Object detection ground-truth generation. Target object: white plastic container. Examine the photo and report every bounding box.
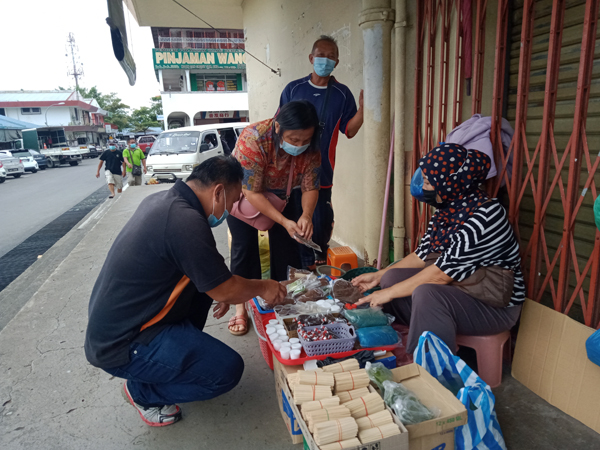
[278,335,289,342]
[269,319,279,325]
[273,340,283,351]
[266,325,276,335]
[290,349,301,360]
[275,324,285,331]
[291,343,302,351]
[280,342,292,351]
[277,329,288,337]
[280,349,291,360]
[289,338,300,345]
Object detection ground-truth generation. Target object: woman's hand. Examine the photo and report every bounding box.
[283,219,303,240]
[296,214,314,240]
[356,288,393,308]
[212,302,230,319]
[352,271,383,293]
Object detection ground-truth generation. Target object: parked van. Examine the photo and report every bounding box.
[146,122,247,182]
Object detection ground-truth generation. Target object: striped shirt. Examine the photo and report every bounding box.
[416,200,525,306]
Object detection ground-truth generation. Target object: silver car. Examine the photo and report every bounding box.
[0,153,25,178]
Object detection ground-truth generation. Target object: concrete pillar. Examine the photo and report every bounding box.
[158,70,164,91]
[185,70,191,92]
[359,0,395,266]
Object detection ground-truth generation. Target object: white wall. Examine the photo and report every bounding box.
[161,91,249,125]
[5,106,73,127]
[242,0,366,257]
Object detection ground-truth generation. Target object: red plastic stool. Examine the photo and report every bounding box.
[456,331,511,388]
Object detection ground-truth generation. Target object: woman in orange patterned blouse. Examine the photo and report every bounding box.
[227,101,322,335]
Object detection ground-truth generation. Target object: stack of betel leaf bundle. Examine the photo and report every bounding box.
[334,369,371,393]
[306,405,352,433]
[337,387,370,404]
[321,359,360,374]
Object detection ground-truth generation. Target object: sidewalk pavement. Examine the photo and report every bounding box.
[1,184,599,449]
[0,185,297,450]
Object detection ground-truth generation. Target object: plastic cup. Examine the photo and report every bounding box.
[275,324,285,331]
[269,319,279,325]
[291,343,302,351]
[268,333,279,343]
[290,349,301,360]
[330,305,342,313]
[273,340,283,351]
[278,335,289,342]
[289,338,300,345]
[266,325,276,334]
[280,342,291,350]
[280,349,291,360]
[277,329,288,337]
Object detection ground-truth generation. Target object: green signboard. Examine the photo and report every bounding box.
[153,49,246,70]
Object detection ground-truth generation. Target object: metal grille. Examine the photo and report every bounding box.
[410,0,600,328]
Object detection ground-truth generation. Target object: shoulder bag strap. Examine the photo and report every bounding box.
[285,157,296,201]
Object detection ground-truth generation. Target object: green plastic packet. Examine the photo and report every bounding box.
[365,361,394,392]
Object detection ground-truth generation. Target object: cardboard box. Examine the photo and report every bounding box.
[388,364,468,450]
[274,358,409,450]
[274,357,304,444]
[512,299,600,433]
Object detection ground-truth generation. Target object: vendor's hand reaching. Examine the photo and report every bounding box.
[261,279,287,306]
[283,219,304,240]
[356,288,392,308]
[352,271,383,293]
[296,214,314,241]
[212,302,230,319]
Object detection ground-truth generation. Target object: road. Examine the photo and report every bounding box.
[0,158,106,258]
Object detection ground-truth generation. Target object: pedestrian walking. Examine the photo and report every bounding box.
[279,35,364,269]
[96,142,126,198]
[123,138,147,186]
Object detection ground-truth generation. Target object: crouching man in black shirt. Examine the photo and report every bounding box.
[84,156,286,427]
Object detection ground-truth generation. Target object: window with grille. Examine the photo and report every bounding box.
[21,107,41,115]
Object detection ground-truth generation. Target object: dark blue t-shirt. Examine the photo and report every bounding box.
[279,75,357,188]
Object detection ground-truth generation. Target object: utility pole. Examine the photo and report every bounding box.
[66,32,84,90]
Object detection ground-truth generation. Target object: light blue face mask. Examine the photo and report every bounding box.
[313,57,336,77]
[208,189,228,227]
[109,145,116,151]
[281,139,310,156]
[129,143,136,149]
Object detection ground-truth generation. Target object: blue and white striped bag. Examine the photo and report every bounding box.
[414,331,507,450]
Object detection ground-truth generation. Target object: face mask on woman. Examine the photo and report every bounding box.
[313,57,336,77]
[281,139,310,156]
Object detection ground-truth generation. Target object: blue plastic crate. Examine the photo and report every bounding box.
[252,297,274,314]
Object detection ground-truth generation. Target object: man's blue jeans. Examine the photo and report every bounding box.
[104,320,244,408]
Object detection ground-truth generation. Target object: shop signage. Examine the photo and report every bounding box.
[156,115,164,121]
[153,49,246,70]
[206,111,235,119]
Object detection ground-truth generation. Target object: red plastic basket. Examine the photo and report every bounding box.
[247,300,275,370]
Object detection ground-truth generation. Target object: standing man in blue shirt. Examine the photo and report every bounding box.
[279,35,364,268]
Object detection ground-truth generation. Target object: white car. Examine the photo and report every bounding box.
[0,163,6,183]
[7,149,39,173]
[0,153,25,178]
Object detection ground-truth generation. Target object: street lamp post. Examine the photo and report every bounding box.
[44,102,66,126]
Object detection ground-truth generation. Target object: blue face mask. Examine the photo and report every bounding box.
[109,145,116,151]
[281,139,310,156]
[313,57,336,77]
[208,189,228,227]
[129,144,136,149]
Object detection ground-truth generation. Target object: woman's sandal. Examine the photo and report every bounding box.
[228,315,248,336]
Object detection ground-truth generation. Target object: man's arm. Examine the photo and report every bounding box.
[124,151,132,169]
[207,275,286,305]
[346,89,364,139]
[96,160,104,178]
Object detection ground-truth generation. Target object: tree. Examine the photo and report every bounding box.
[150,95,163,116]
[76,86,131,131]
[128,106,161,133]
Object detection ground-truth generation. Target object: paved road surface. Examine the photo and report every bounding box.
[0,159,106,258]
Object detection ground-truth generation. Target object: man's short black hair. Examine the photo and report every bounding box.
[186,156,244,188]
[312,35,339,57]
[128,137,136,142]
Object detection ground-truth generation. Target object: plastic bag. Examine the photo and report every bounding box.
[332,279,363,304]
[595,195,600,231]
[410,168,426,202]
[344,307,390,328]
[365,361,394,392]
[381,380,437,425]
[415,331,507,450]
[356,326,398,347]
[287,266,312,281]
[586,329,600,367]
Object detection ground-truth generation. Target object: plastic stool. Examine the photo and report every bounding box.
[327,246,358,276]
[456,331,511,389]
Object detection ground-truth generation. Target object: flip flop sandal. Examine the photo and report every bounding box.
[228,315,248,336]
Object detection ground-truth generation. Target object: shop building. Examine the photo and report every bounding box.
[0,90,108,148]
[151,26,249,129]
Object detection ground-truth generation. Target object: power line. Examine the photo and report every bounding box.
[170,0,280,76]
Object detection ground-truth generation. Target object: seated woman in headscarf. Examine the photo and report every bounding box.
[352,143,524,354]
